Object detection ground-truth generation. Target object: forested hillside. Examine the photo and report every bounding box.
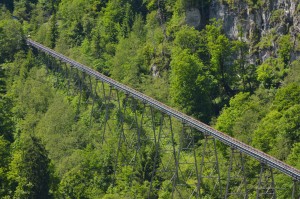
[0,0,300,198]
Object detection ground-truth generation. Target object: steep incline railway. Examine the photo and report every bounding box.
[27,39,300,181]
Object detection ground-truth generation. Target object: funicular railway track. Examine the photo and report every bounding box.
[27,38,300,182]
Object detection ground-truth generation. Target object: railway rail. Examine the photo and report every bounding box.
[27,39,300,181]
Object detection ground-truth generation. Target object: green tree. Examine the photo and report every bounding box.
[9,135,51,199]
[215,89,274,143]
[253,84,300,159]
[216,92,251,136]
[0,136,11,197]
[173,25,201,54]
[58,148,114,198]
[144,10,170,72]
[272,83,300,112]
[277,34,292,66]
[35,95,75,165]
[12,65,53,134]
[205,20,236,97]
[256,57,285,88]
[110,15,146,87]
[284,60,300,84]
[170,49,212,122]
[287,143,300,169]
[0,65,14,142]
[0,18,24,63]
[13,0,38,21]
[170,25,213,121]
[232,39,257,92]
[47,13,58,48]
[253,110,282,153]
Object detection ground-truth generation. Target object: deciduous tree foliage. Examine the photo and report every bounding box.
[0,136,10,196]
[9,135,51,199]
[170,49,212,122]
[0,18,24,63]
[0,0,300,198]
[0,66,14,142]
[205,20,237,97]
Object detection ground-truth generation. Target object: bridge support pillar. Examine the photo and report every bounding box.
[292,179,300,199]
[225,148,248,198]
[172,123,200,198]
[256,163,276,199]
[199,135,222,198]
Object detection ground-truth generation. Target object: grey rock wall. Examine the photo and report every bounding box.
[207,0,300,63]
[183,0,300,65]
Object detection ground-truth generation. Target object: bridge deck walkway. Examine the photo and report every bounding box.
[27,39,300,181]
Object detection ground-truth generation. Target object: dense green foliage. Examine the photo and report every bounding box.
[0,0,300,198]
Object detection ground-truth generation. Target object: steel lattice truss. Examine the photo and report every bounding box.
[28,39,300,198]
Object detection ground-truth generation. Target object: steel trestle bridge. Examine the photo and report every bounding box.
[27,39,300,198]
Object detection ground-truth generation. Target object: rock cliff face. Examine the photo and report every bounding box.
[208,0,300,63]
[194,0,300,64]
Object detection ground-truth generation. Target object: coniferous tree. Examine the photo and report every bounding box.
[48,13,58,48]
[0,136,10,197]
[10,135,52,199]
[0,66,14,142]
